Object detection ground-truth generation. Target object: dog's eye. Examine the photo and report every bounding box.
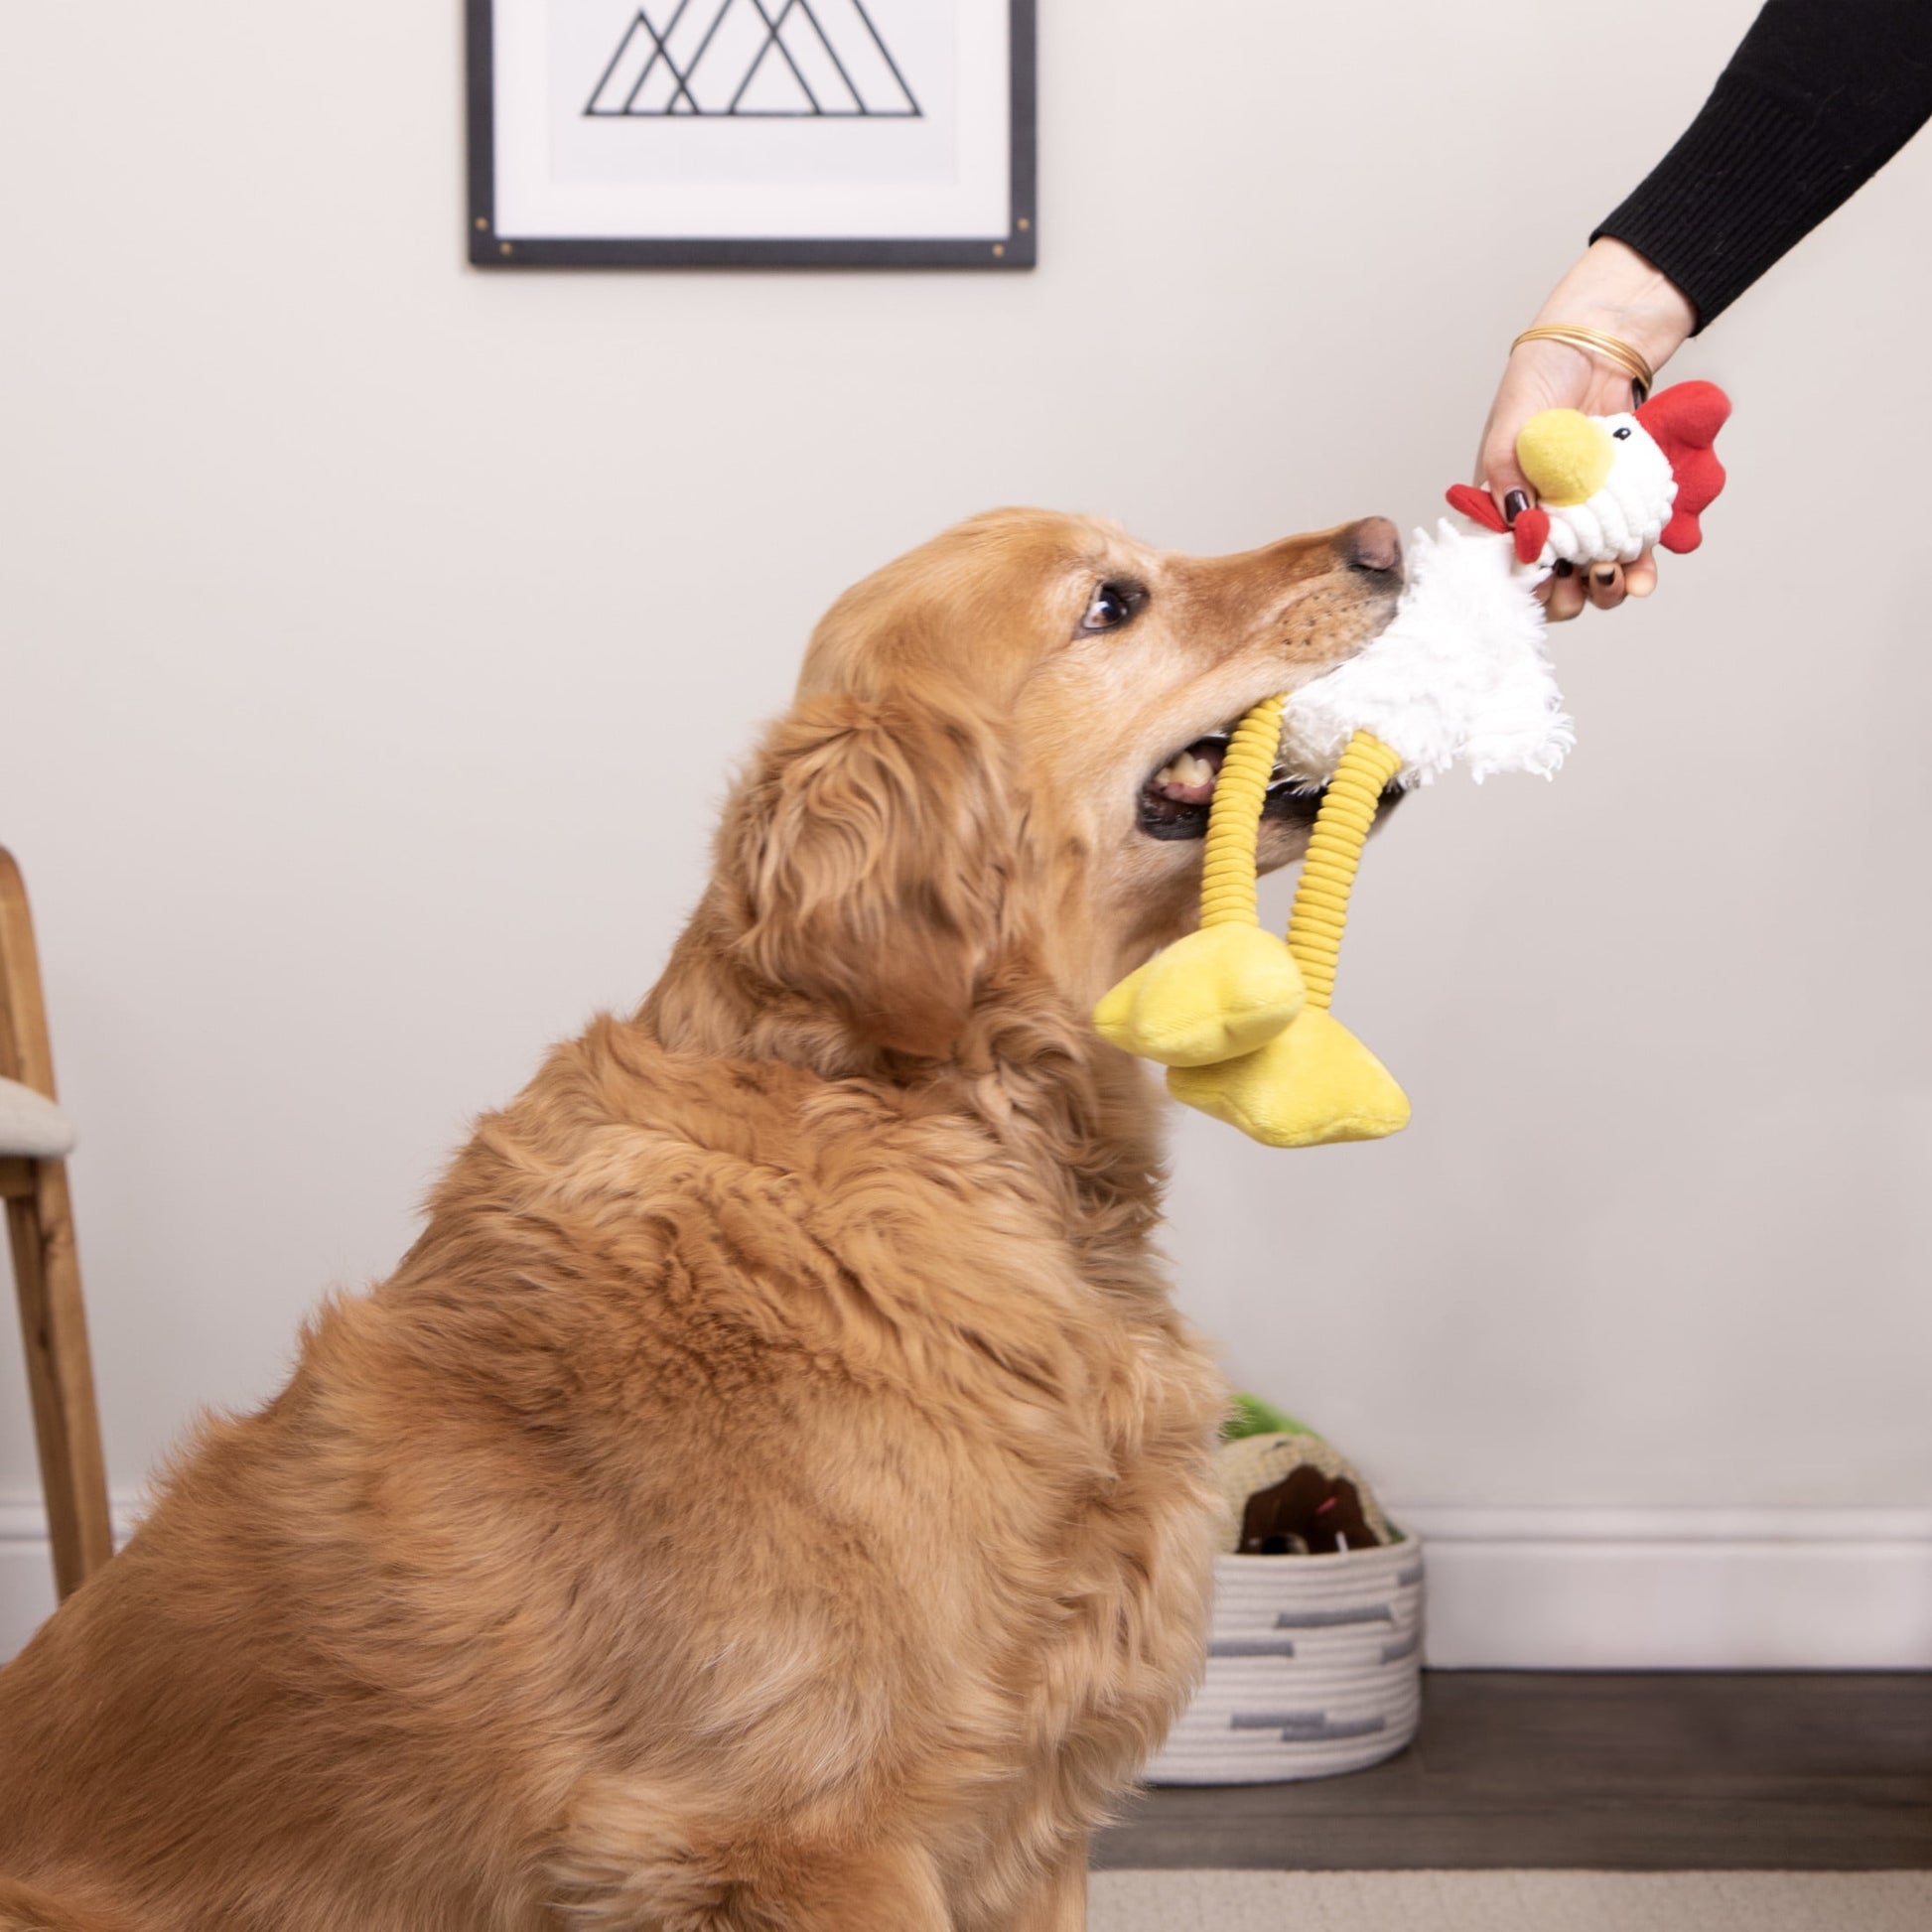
[1612,426,1633,440]
[1080,581,1145,632]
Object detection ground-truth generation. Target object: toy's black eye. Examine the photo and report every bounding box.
[1080,581,1146,632]
[1612,426,1633,440]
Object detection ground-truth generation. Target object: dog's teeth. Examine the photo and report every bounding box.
[1156,752,1217,790]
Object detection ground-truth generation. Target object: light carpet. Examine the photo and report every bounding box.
[1088,1870,1931,1931]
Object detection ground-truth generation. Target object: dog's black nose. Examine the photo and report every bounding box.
[1345,516,1402,576]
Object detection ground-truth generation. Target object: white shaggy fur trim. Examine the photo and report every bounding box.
[1280,521,1572,788]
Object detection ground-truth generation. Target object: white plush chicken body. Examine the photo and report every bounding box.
[1278,518,1569,789]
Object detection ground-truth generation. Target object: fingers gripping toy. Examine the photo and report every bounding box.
[1096,380,1729,1149]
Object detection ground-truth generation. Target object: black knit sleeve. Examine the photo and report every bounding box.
[1592,0,1932,331]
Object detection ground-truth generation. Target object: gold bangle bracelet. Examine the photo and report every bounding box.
[1511,325,1654,404]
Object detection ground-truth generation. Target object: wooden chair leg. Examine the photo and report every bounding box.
[8,1157,113,1597]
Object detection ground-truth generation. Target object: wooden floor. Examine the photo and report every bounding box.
[1094,1672,1932,1871]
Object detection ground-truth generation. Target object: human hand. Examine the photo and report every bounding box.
[1474,239,1696,621]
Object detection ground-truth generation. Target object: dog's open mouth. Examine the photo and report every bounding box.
[1138,727,1315,840]
[1137,728,1401,840]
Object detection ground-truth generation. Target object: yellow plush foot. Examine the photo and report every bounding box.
[1094,925,1306,1068]
[1166,1007,1411,1148]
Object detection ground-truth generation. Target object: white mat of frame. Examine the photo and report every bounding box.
[1088,1870,1932,1932]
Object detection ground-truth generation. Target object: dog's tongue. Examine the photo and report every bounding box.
[1152,738,1226,805]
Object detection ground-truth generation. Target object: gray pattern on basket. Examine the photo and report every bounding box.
[1144,1543,1426,1785]
[1231,1710,1390,1742]
[1273,1604,1393,1628]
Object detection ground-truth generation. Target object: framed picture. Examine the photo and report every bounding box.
[466,0,1035,268]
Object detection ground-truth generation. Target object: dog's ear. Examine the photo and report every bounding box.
[729,692,1015,1059]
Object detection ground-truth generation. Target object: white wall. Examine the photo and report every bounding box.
[4,1,1929,1664]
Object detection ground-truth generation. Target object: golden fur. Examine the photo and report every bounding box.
[0,508,1399,1931]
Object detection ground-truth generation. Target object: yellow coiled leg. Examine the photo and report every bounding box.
[1168,726,1411,1148]
[1092,695,1304,1066]
[1095,699,1412,1148]
[1198,696,1285,928]
[1286,732,1403,1010]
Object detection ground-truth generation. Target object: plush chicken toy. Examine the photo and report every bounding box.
[1448,379,1730,567]
[1095,380,1730,1148]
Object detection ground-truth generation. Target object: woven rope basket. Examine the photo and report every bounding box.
[1144,1537,1424,1784]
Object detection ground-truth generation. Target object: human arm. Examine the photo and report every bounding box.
[1478,0,1932,619]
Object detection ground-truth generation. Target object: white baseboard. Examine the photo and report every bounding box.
[5,1496,1930,1671]
[1395,1503,1932,1669]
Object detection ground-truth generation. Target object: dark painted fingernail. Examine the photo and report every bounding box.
[1594,567,1616,586]
[1553,559,1574,578]
[1502,489,1530,524]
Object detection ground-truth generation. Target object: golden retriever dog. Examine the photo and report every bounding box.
[0,507,1402,1932]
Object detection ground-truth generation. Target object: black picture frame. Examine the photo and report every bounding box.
[466,0,1035,269]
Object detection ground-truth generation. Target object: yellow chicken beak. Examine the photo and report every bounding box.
[1515,409,1614,507]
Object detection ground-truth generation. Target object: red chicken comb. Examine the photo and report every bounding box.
[1634,380,1731,554]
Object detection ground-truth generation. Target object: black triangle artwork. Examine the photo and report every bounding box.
[586,0,921,118]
